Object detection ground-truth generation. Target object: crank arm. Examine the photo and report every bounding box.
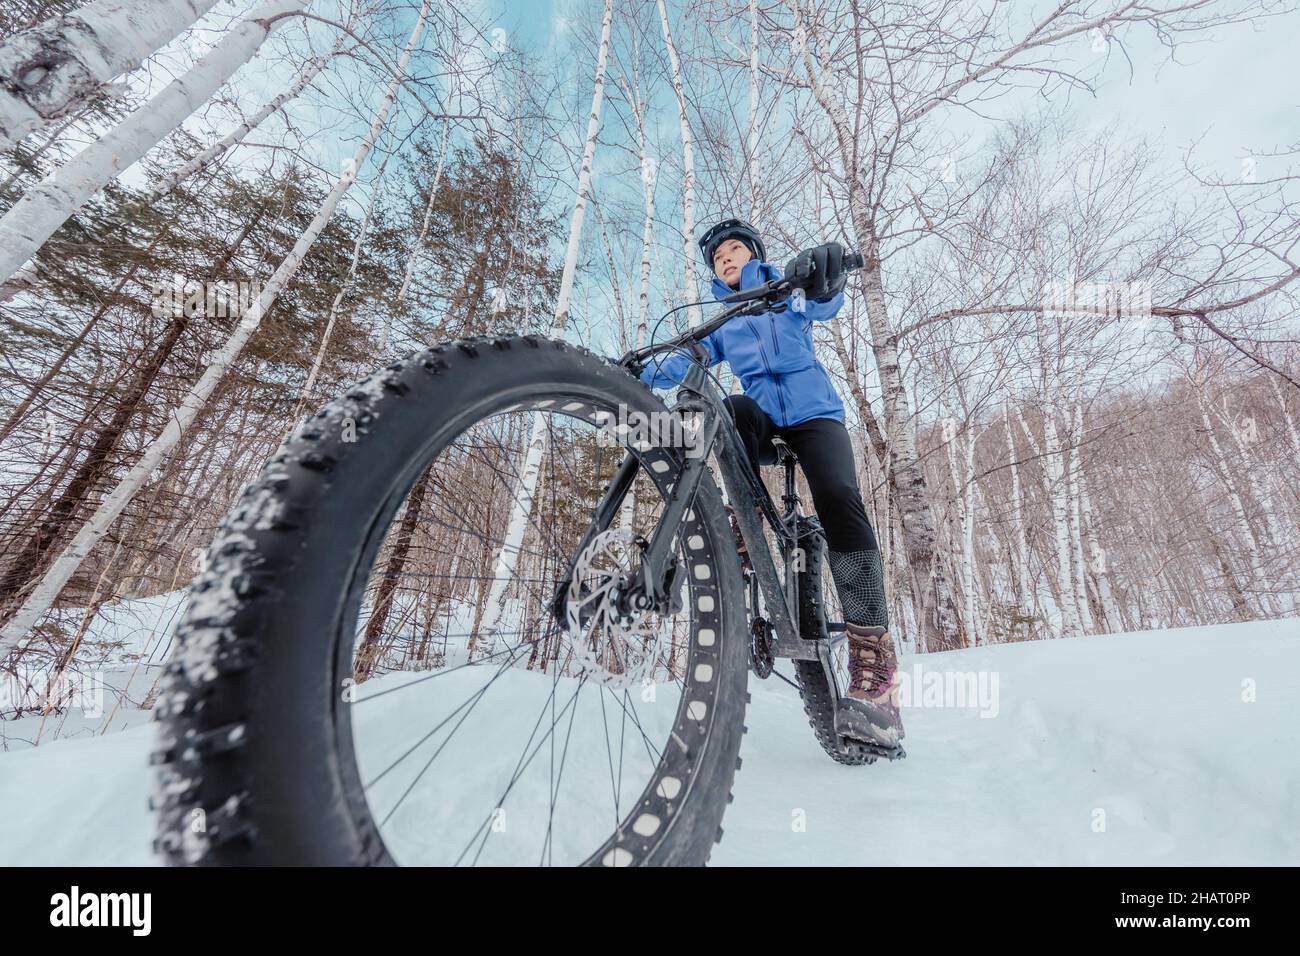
[713,426,801,647]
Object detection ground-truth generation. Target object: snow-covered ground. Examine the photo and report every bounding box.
[0,616,1295,866]
[714,616,1299,866]
[0,590,187,750]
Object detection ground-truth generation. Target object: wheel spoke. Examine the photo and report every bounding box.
[345,399,727,865]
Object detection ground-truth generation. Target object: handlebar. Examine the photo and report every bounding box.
[715,249,866,306]
[621,250,865,369]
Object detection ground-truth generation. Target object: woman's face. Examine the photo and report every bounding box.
[712,238,752,286]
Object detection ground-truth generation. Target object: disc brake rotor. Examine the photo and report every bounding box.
[564,528,663,689]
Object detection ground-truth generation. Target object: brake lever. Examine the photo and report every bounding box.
[723,251,866,305]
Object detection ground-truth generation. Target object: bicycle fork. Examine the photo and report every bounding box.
[548,407,719,627]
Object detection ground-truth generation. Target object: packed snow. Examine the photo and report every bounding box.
[0,613,1295,866]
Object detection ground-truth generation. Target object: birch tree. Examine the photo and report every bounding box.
[288,140,394,430]
[772,0,1286,648]
[146,32,346,201]
[1076,452,1121,632]
[381,116,450,352]
[474,0,614,653]
[616,27,659,530]
[0,0,222,150]
[746,0,761,219]
[1193,364,1278,617]
[0,0,311,285]
[656,0,700,328]
[0,0,436,656]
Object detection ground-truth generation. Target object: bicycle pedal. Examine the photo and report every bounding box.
[868,742,907,761]
[834,699,904,751]
[840,736,906,761]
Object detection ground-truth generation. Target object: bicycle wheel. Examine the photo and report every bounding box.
[793,524,879,766]
[153,336,748,866]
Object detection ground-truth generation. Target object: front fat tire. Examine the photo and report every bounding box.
[152,337,748,866]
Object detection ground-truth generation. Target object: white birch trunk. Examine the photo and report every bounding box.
[0,0,310,286]
[785,0,963,648]
[657,0,700,327]
[961,425,979,642]
[1198,391,1276,616]
[1268,372,1300,471]
[475,0,614,650]
[944,424,977,644]
[1077,462,1121,632]
[632,59,654,357]
[1265,374,1300,550]
[1222,403,1294,613]
[746,0,761,219]
[0,0,434,656]
[618,56,657,531]
[1066,403,1095,632]
[1014,406,1062,630]
[1214,398,1290,562]
[1040,411,1083,636]
[0,0,221,150]
[1003,404,1030,610]
[288,145,392,430]
[0,265,41,306]
[594,202,627,337]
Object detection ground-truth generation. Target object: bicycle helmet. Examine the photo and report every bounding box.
[698,218,766,269]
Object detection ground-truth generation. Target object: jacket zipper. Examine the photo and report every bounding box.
[745,317,788,425]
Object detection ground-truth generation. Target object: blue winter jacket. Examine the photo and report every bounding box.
[639,258,846,427]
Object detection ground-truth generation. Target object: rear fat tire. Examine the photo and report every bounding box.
[152,336,749,866]
[793,660,880,766]
[793,524,879,766]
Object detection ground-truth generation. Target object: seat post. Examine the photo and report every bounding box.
[771,438,800,518]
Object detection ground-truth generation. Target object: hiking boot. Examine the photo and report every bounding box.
[837,623,904,744]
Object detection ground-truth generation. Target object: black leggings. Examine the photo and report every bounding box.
[724,394,878,553]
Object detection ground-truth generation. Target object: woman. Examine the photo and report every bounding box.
[639,218,902,742]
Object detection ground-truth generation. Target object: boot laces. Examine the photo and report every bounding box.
[848,632,896,696]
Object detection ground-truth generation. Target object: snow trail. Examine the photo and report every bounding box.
[1,617,1295,865]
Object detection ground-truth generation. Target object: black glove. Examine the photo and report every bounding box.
[784,241,848,302]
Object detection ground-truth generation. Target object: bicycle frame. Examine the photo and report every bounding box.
[551,340,818,662]
[552,252,868,667]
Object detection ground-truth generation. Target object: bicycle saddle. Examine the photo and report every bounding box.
[770,436,798,466]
